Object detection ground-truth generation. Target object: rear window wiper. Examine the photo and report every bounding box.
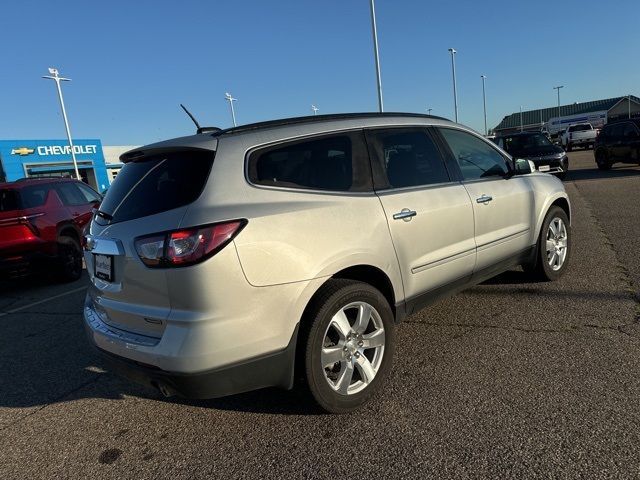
[93,209,113,221]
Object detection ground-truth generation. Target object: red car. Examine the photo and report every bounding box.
[0,178,101,281]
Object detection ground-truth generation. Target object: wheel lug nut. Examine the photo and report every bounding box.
[358,340,363,347]
[354,352,360,358]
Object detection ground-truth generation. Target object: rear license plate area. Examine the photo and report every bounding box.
[94,254,113,282]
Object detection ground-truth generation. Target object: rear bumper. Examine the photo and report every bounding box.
[92,325,298,399]
[0,246,57,277]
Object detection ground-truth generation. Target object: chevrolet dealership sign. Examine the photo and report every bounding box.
[0,139,108,186]
[36,144,98,156]
[9,144,98,157]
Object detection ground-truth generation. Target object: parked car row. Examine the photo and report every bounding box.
[560,123,598,152]
[0,178,101,281]
[594,119,640,170]
[494,132,569,180]
[82,112,572,413]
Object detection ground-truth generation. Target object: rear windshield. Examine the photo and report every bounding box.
[96,150,214,224]
[569,124,592,132]
[0,189,21,212]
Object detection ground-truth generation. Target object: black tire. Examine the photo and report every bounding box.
[302,279,396,413]
[595,150,611,170]
[57,235,83,282]
[523,206,571,281]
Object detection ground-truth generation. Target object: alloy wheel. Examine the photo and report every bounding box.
[320,301,385,395]
[546,217,568,271]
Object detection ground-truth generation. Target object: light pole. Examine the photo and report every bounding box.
[426,108,433,115]
[311,104,319,116]
[448,48,458,122]
[224,92,237,127]
[369,0,384,112]
[553,85,564,120]
[42,67,80,181]
[481,75,487,135]
[520,105,524,132]
[629,94,632,119]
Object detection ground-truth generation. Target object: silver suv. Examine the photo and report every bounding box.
[83,113,571,413]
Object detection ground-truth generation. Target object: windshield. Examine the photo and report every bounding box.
[502,134,552,152]
[96,150,214,225]
[570,124,592,132]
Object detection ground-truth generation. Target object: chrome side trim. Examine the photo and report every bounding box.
[411,247,476,274]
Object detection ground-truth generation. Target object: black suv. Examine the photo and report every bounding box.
[594,119,640,170]
[495,132,568,179]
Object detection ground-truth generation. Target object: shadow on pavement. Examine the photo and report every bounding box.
[566,164,640,182]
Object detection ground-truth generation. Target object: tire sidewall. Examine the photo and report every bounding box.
[305,282,396,413]
[538,206,571,281]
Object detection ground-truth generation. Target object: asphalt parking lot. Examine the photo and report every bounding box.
[2,150,640,479]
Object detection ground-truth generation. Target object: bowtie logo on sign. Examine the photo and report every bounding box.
[11,147,35,156]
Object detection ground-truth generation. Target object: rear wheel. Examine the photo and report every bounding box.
[57,235,83,282]
[523,206,571,281]
[595,150,611,170]
[302,279,396,413]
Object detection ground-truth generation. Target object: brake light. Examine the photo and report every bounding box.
[134,220,246,268]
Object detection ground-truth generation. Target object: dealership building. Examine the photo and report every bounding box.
[494,95,640,135]
[0,140,137,191]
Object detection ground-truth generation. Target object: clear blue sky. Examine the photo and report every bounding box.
[1,0,638,145]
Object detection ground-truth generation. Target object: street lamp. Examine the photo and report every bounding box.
[369,0,384,112]
[520,105,524,132]
[448,48,458,122]
[224,92,237,127]
[311,104,319,116]
[426,108,433,115]
[42,67,80,180]
[481,75,487,135]
[553,85,564,119]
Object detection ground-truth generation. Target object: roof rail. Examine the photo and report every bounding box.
[213,112,450,136]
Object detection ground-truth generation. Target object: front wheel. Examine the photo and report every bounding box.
[302,279,396,413]
[523,206,571,281]
[595,150,611,170]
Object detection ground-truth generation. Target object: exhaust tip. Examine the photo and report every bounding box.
[153,381,175,398]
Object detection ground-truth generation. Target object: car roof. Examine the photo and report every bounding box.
[606,118,640,127]
[122,112,462,162]
[0,177,78,189]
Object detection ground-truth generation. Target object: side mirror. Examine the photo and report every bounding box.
[513,158,535,175]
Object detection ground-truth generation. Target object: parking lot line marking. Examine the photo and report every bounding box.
[0,286,87,318]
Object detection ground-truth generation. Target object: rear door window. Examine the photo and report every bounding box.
[55,183,87,206]
[97,150,214,224]
[365,128,450,189]
[247,132,371,192]
[19,185,50,208]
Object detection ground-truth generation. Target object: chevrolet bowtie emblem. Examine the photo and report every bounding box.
[11,147,35,156]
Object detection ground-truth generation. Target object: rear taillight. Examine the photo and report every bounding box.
[134,220,246,268]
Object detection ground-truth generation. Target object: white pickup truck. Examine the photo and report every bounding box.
[560,123,598,151]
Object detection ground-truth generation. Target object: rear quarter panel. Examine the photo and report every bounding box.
[179,131,404,302]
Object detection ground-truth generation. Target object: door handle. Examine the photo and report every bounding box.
[476,195,493,204]
[393,208,417,221]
